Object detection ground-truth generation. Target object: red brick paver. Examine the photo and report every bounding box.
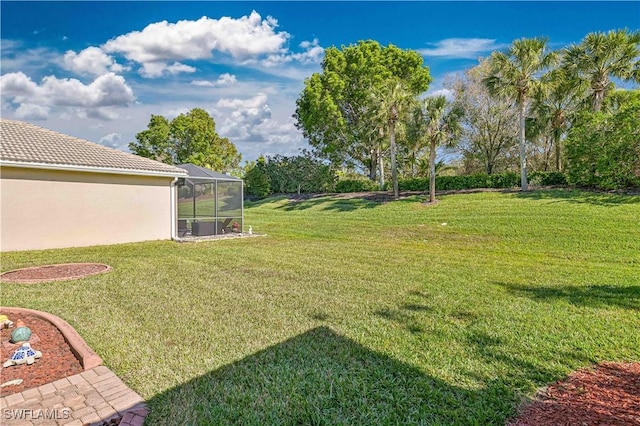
[0,366,149,425]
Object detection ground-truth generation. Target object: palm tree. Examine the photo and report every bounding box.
[563,29,640,112]
[485,37,558,191]
[358,106,388,189]
[530,68,588,171]
[419,95,463,203]
[372,79,413,198]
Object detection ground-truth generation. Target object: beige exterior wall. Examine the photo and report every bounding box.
[0,167,175,252]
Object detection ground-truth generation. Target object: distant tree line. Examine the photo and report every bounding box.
[289,30,640,194]
[244,152,336,198]
[132,31,639,195]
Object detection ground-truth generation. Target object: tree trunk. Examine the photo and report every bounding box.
[429,139,437,203]
[377,146,385,190]
[554,129,562,172]
[411,151,417,178]
[592,89,604,113]
[390,122,399,198]
[369,147,377,181]
[543,136,552,171]
[518,100,528,191]
[368,166,376,181]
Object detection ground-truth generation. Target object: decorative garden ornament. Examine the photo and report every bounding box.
[0,314,13,329]
[0,379,23,387]
[3,342,42,367]
[10,320,32,343]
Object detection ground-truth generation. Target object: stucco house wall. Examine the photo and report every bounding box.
[0,119,187,252]
[1,167,175,251]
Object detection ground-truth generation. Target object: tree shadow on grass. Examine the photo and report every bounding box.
[375,302,435,335]
[515,189,640,207]
[146,326,516,425]
[461,329,599,395]
[244,192,427,212]
[498,282,640,311]
[277,196,382,212]
[243,194,379,212]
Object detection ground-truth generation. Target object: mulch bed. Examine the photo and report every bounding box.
[0,263,111,283]
[1,312,125,425]
[0,312,83,397]
[509,362,640,425]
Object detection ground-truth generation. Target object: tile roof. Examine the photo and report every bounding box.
[177,163,242,181]
[1,119,187,176]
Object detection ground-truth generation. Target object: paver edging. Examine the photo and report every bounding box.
[1,307,102,371]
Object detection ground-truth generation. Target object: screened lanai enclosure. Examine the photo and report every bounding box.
[176,164,243,237]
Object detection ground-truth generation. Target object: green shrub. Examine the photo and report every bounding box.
[565,91,640,190]
[244,166,271,198]
[398,178,429,191]
[396,173,521,192]
[529,171,567,186]
[335,179,380,193]
[488,172,520,188]
[435,173,519,190]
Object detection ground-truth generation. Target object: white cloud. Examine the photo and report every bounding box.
[84,108,121,121]
[190,73,237,87]
[0,43,60,76]
[139,61,196,78]
[99,132,122,148]
[15,103,49,120]
[427,88,454,101]
[0,71,39,97]
[162,107,192,119]
[418,38,506,59]
[217,73,237,85]
[102,12,290,77]
[0,39,23,51]
[259,38,324,68]
[215,93,268,110]
[191,80,215,87]
[63,46,126,76]
[230,103,271,127]
[41,73,135,107]
[1,72,135,120]
[292,39,324,64]
[216,93,271,138]
[214,92,303,155]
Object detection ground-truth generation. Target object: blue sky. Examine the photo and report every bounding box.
[2,1,639,162]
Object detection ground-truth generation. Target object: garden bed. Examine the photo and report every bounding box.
[0,312,83,396]
[0,263,111,283]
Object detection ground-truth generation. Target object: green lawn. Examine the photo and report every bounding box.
[2,189,639,424]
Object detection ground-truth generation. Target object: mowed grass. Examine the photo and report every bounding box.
[2,189,639,424]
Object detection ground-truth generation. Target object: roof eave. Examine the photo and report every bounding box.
[181,175,243,182]
[0,160,188,178]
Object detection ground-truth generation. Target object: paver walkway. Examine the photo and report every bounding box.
[0,366,148,426]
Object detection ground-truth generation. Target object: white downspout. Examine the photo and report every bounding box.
[170,177,178,240]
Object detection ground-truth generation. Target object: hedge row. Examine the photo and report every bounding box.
[335,172,573,194]
[529,171,567,186]
[396,172,522,191]
[335,179,381,193]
